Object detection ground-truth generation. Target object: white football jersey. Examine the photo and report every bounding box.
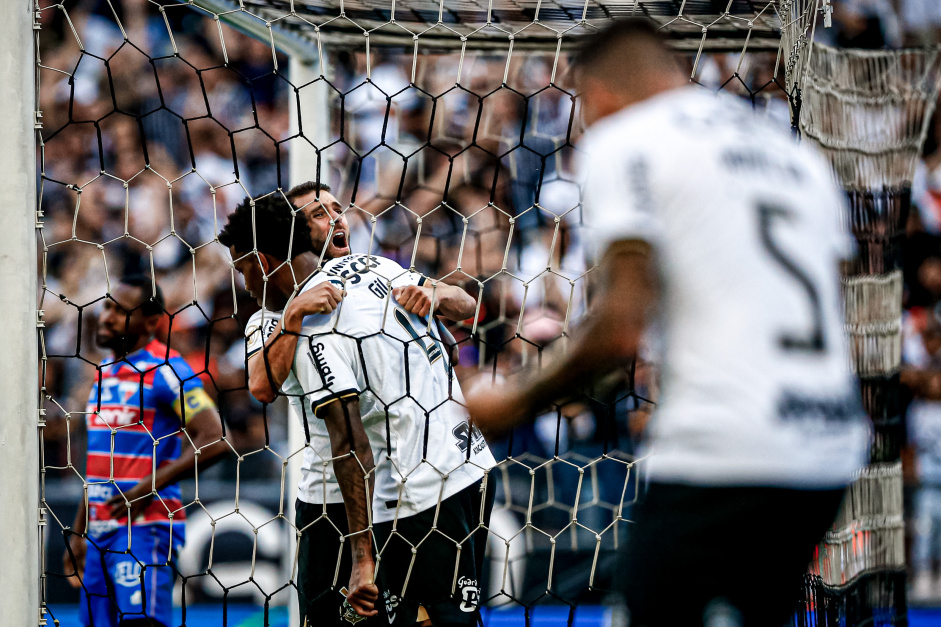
[580,87,869,488]
[282,254,494,522]
[246,306,344,505]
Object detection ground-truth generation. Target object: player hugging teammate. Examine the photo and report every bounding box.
[219,183,495,627]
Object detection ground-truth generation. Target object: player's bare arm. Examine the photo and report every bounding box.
[247,282,345,403]
[249,282,474,403]
[392,282,476,320]
[105,402,227,519]
[318,395,379,618]
[467,240,656,437]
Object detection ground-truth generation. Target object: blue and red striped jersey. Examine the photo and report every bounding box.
[84,339,205,539]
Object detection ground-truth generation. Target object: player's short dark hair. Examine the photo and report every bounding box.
[119,274,165,316]
[286,181,332,204]
[218,193,314,260]
[572,18,673,75]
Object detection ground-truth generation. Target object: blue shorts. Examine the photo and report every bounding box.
[79,524,183,627]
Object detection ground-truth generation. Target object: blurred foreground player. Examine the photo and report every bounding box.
[466,19,869,627]
[63,276,226,627]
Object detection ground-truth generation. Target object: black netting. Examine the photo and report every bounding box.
[33,2,839,627]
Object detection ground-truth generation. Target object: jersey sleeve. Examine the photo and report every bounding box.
[245,309,282,359]
[390,269,427,289]
[154,356,215,421]
[292,329,362,416]
[580,133,665,258]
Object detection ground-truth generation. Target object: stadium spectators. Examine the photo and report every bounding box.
[39,0,941,612]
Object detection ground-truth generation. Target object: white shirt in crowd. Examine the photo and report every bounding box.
[579,86,869,488]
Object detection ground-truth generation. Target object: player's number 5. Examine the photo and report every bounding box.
[757,203,826,355]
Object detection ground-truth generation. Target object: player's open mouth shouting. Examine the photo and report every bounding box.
[330,229,350,257]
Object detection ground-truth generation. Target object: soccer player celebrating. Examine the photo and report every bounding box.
[236,183,475,626]
[220,197,495,626]
[465,19,870,627]
[246,182,474,406]
[63,275,226,627]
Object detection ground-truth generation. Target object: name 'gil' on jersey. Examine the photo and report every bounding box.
[84,339,212,538]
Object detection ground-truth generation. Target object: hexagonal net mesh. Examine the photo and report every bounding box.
[35,2,798,626]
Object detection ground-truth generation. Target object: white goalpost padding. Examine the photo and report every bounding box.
[0,1,40,625]
[287,51,332,627]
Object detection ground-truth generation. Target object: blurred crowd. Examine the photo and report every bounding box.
[42,0,767,488]
[36,0,941,607]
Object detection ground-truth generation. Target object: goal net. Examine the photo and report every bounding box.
[782,3,941,623]
[31,1,893,626]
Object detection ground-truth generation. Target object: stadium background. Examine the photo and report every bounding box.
[35,0,941,625]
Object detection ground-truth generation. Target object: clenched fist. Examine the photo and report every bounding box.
[392,285,435,318]
[288,282,345,320]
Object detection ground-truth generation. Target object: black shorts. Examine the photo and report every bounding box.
[621,482,845,627]
[295,500,387,627]
[374,479,495,626]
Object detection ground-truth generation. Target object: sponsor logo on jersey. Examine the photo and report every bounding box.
[88,518,121,535]
[103,379,141,405]
[327,254,380,285]
[457,576,480,612]
[310,342,336,386]
[776,391,863,425]
[94,406,141,427]
[87,484,114,500]
[113,560,142,587]
[452,423,486,456]
[248,316,282,351]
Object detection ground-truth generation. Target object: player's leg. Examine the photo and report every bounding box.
[375,481,489,627]
[296,499,346,626]
[620,484,716,626]
[296,499,387,626]
[372,512,421,626]
[105,524,180,627]
[79,533,120,627]
[622,484,844,627]
[470,478,496,596]
[729,487,844,626]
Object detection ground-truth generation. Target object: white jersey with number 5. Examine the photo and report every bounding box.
[580,86,869,488]
[286,254,495,523]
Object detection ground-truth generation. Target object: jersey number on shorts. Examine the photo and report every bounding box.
[758,203,826,354]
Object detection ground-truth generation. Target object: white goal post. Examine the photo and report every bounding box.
[0,1,40,626]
